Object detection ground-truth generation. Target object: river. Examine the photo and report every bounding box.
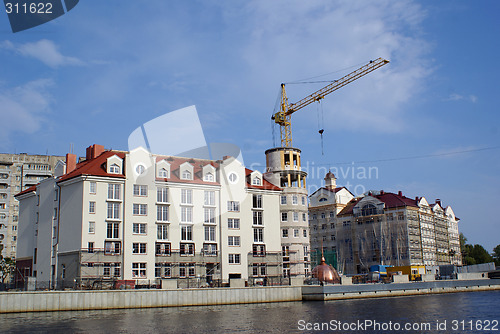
[0,290,499,333]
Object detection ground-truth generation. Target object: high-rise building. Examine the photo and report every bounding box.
[0,153,64,259]
[264,147,310,277]
[15,145,284,289]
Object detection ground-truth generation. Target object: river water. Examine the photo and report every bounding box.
[0,291,498,333]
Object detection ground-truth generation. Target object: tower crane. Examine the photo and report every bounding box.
[272,57,390,148]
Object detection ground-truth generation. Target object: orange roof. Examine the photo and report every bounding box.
[58,150,126,183]
[14,185,37,198]
[245,168,281,191]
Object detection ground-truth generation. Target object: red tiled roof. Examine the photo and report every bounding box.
[154,155,220,186]
[14,185,37,198]
[57,150,126,183]
[338,191,418,216]
[245,168,281,191]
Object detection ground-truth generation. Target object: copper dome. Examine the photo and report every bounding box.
[312,256,340,284]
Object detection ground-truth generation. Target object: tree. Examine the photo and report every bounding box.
[493,244,500,266]
[469,244,493,265]
[0,255,15,284]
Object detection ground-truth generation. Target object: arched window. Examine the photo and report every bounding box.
[361,204,377,216]
[136,164,146,175]
[181,170,192,180]
[109,163,120,174]
[319,197,327,202]
[159,168,169,178]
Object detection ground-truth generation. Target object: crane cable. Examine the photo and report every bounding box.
[316,100,325,155]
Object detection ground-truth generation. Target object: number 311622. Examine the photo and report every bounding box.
[5,2,53,14]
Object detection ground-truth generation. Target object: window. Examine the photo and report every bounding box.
[180,243,195,256]
[159,168,169,178]
[88,242,94,253]
[227,201,239,212]
[228,254,240,264]
[253,228,263,243]
[181,207,192,222]
[281,196,287,205]
[302,213,307,221]
[228,236,240,246]
[136,164,146,175]
[104,241,121,255]
[181,170,192,180]
[157,187,168,203]
[228,218,240,229]
[292,195,298,205]
[157,224,168,240]
[107,202,120,219]
[132,243,147,254]
[181,225,193,241]
[228,172,238,183]
[205,226,216,241]
[157,205,169,222]
[252,194,262,208]
[133,184,147,196]
[103,264,111,277]
[281,212,288,222]
[181,189,192,204]
[179,264,186,277]
[108,184,121,200]
[253,244,266,257]
[109,164,120,174]
[53,207,58,220]
[132,263,146,278]
[204,191,215,206]
[204,208,215,224]
[155,263,161,278]
[89,201,96,214]
[133,223,147,234]
[88,221,95,234]
[114,264,120,277]
[155,242,171,256]
[302,196,306,205]
[321,212,326,219]
[303,229,307,237]
[253,264,266,277]
[319,198,327,202]
[330,211,335,218]
[89,182,96,194]
[133,203,147,216]
[361,204,377,216]
[294,229,299,238]
[204,172,214,182]
[107,222,120,238]
[203,244,217,256]
[252,177,261,185]
[293,212,299,222]
[253,211,263,225]
[282,229,289,238]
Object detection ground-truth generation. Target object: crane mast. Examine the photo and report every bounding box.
[272,57,390,147]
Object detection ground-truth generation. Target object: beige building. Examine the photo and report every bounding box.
[15,144,284,289]
[334,190,462,275]
[0,153,63,259]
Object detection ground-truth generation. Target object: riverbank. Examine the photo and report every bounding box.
[1,279,499,314]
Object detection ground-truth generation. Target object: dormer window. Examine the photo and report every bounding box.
[159,168,169,178]
[109,164,120,174]
[181,170,192,180]
[204,172,214,182]
[252,177,261,186]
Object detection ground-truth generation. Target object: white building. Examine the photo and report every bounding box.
[15,144,283,289]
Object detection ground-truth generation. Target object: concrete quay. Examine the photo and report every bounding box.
[302,279,500,301]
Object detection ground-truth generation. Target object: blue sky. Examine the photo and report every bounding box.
[0,1,499,251]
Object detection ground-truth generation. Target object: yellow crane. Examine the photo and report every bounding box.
[272,57,390,147]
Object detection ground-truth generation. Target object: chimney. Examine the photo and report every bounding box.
[398,190,403,196]
[380,190,384,195]
[65,153,77,174]
[223,155,232,160]
[436,199,441,206]
[415,196,419,201]
[86,144,105,160]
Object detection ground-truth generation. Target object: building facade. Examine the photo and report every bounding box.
[265,147,310,278]
[15,145,283,289]
[0,153,63,259]
[334,190,462,275]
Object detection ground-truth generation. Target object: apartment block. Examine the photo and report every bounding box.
[15,145,283,289]
[0,153,63,259]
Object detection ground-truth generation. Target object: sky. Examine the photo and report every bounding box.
[0,0,499,251]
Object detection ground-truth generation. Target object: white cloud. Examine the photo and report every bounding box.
[1,39,84,68]
[0,79,54,145]
[444,93,477,103]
